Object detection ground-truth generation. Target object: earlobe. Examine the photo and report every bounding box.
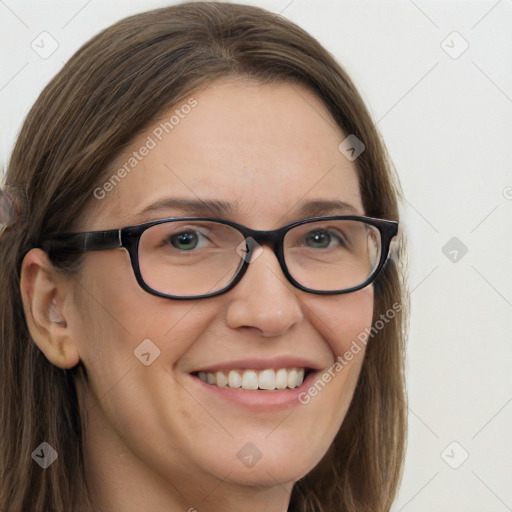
[20,249,80,369]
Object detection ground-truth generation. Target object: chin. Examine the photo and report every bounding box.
[201,445,322,488]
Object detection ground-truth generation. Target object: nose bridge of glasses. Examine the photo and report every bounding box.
[240,226,284,261]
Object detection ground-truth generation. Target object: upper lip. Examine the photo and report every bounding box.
[190,356,325,374]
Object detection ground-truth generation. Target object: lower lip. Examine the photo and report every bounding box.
[189,371,320,411]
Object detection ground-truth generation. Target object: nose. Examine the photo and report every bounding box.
[224,245,304,337]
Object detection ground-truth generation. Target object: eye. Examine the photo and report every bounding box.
[303,229,346,249]
[167,230,208,250]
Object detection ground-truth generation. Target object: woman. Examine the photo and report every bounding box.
[0,2,407,511]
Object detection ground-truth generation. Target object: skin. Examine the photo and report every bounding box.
[20,79,374,512]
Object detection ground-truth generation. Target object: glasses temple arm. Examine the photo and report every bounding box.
[40,229,122,254]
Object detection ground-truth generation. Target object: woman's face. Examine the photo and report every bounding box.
[71,79,373,507]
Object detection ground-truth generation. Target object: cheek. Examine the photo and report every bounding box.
[299,285,374,403]
[309,285,374,357]
[70,253,217,402]
[75,251,208,345]
[71,255,221,452]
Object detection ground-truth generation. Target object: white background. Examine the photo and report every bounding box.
[1,1,511,510]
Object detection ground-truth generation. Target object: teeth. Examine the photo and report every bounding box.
[258,369,275,390]
[215,371,228,387]
[228,370,242,388]
[242,370,259,390]
[197,368,307,390]
[287,369,298,388]
[275,368,288,389]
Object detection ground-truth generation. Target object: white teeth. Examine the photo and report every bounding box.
[275,368,288,389]
[215,371,228,387]
[287,369,298,388]
[297,368,305,386]
[258,369,275,390]
[228,370,242,388]
[242,370,259,390]
[196,367,308,390]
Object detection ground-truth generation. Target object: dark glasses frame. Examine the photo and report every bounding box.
[40,215,398,300]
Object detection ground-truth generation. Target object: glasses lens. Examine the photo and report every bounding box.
[139,220,245,297]
[284,219,382,292]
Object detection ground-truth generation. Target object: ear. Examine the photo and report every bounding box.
[20,248,80,369]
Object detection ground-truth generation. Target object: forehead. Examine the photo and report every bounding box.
[88,78,364,230]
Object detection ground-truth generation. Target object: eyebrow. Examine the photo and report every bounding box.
[136,197,360,221]
[296,199,359,217]
[137,198,235,219]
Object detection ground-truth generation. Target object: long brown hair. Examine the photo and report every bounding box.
[0,2,407,511]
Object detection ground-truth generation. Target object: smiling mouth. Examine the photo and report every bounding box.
[192,368,311,391]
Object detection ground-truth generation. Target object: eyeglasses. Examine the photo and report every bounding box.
[40,215,398,300]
